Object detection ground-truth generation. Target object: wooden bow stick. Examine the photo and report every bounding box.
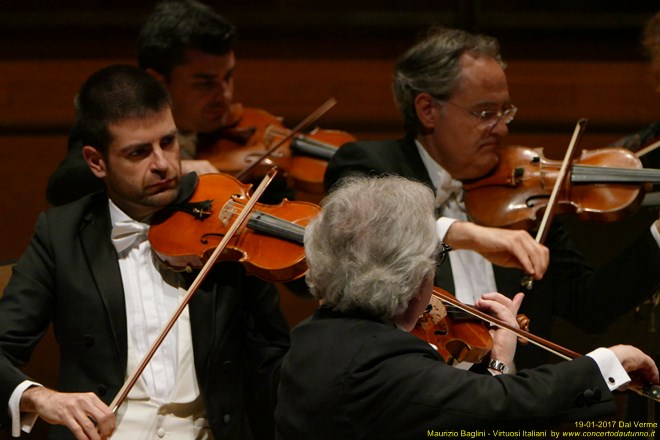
[235,97,337,180]
[521,118,588,289]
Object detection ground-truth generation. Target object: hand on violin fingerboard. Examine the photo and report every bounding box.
[444,221,549,280]
[474,292,524,368]
[608,345,659,386]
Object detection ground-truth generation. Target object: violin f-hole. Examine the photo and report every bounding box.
[526,194,550,208]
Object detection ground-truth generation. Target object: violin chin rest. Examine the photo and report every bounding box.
[175,172,200,204]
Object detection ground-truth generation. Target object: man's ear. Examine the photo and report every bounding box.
[82,145,107,178]
[414,92,437,131]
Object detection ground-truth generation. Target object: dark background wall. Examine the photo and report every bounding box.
[1,1,658,259]
[0,2,658,438]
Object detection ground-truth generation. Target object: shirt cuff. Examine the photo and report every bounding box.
[586,347,631,391]
[436,217,458,242]
[651,221,660,248]
[9,380,42,437]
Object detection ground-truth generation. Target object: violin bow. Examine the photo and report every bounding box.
[636,138,660,207]
[431,288,660,402]
[635,138,660,158]
[432,289,579,360]
[109,167,279,414]
[521,118,588,289]
[235,98,337,181]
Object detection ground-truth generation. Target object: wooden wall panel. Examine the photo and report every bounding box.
[1,58,655,261]
[0,58,654,135]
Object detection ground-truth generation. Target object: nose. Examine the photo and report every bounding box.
[151,145,171,174]
[486,116,509,137]
[216,79,233,103]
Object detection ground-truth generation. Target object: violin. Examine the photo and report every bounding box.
[148,172,320,282]
[424,286,660,402]
[197,103,356,194]
[411,287,531,365]
[463,145,660,230]
[411,289,492,364]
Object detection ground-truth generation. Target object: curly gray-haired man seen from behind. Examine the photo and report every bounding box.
[304,175,438,320]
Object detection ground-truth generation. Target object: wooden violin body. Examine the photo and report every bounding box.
[464,145,660,229]
[411,287,493,365]
[197,104,355,194]
[148,173,321,282]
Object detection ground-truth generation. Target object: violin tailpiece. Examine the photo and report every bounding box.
[166,200,213,220]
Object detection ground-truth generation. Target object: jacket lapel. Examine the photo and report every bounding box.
[187,273,216,378]
[80,198,128,374]
[398,136,435,190]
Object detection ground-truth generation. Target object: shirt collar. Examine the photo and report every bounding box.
[414,139,463,206]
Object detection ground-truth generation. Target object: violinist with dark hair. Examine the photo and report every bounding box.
[47,0,349,207]
[1,64,290,440]
[48,0,293,208]
[47,0,235,207]
[275,175,659,438]
[324,26,660,370]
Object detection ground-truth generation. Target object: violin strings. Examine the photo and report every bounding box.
[436,294,574,361]
[228,201,305,243]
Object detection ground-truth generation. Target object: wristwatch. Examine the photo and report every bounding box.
[487,359,511,375]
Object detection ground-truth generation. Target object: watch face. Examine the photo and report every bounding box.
[488,359,510,374]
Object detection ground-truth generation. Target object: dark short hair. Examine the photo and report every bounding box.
[76,64,172,154]
[137,0,237,78]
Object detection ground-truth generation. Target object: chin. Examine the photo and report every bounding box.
[474,155,500,179]
[147,188,179,208]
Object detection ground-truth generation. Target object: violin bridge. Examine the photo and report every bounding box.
[219,200,237,226]
[428,295,447,324]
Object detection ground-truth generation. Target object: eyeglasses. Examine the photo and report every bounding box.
[439,99,518,132]
[437,242,452,266]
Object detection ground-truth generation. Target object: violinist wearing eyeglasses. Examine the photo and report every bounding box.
[324,26,660,370]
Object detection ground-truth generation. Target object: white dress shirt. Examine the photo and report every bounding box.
[415,140,498,305]
[109,200,211,439]
[110,200,181,402]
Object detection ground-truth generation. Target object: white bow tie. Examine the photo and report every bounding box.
[111,221,149,253]
[435,180,464,207]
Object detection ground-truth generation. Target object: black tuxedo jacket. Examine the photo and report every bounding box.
[0,191,290,439]
[325,136,660,368]
[275,307,615,440]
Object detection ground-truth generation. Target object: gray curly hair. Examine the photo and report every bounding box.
[304,176,439,320]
